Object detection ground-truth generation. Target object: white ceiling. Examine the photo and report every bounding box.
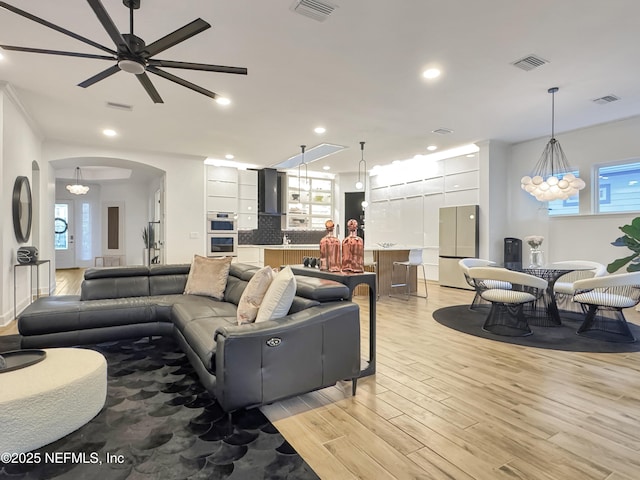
[1,0,639,174]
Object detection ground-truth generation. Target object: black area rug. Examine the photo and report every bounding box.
[0,336,319,480]
[433,305,640,353]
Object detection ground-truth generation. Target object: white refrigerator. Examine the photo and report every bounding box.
[438,205,479,289]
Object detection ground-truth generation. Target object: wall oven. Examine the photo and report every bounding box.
[207,233,237,256]
[207,212,237,233]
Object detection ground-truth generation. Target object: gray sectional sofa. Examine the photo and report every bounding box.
[17,263,361,412]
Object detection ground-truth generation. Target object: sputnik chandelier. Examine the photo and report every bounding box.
[520,87,585,202]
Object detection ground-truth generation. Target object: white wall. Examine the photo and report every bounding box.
[508,115,640,267]
[99,182,149,265]
[44,141,206,265]
[0,84,48,325]
[478,140,509,261]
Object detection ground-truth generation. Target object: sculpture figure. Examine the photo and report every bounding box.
[320,220,341,272]
[342,219,364,273]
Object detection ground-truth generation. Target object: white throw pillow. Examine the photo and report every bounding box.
[237,266,276,325]
[183,255,232,300]
[255,266,297,323]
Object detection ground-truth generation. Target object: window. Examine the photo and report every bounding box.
[287,176,334,229]
[80,203,92,261]
[597,161,640,213]
[547,171,580,216]
[54,204,69,250]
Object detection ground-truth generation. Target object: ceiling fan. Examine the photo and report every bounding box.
[0,0,247,103]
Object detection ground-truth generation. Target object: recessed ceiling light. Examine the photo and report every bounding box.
[314,127,326,134]
[422,68,441,79]
[323,165,330,170]
[215,97,231,106]
[103,129,117,137]
[225,154,234,160]
[427,145,437,151]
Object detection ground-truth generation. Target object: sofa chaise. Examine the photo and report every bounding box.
[17,262,361,412]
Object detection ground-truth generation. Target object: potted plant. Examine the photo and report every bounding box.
[142,226,155,265]
[607,217,640,273]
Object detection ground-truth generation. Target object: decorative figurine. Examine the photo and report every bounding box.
[341,219,364,273]
[320,220,341,272]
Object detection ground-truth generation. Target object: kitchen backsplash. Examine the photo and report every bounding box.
[238,214,324,245]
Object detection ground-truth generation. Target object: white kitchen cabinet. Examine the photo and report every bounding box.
[238,169,258,229]
[236,246,261,266]
[206,165,239,214]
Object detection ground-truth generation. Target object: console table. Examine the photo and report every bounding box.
[14,260,51,321]
[290,266,377,378]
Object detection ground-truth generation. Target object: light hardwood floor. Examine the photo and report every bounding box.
[3,269,640,479]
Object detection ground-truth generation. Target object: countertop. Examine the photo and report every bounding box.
[239,244,420,250]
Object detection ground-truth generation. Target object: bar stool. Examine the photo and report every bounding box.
[390,248,428,300]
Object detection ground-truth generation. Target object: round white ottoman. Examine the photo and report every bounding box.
[0,348,107,454]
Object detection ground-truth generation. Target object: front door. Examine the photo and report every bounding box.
[55,202,75,268]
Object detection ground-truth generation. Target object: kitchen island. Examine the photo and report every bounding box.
[260,245,418,297]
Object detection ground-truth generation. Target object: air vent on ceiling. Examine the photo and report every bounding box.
[592,95,620,105]
[432,128,453,135]
[511,54,549,71]
[106,101,133,112]
[290,0,337,22]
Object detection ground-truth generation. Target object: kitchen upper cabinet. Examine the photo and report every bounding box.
[238,169,258,230]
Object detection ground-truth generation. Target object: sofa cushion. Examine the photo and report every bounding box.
[256,266,297,323]
[184,255,232,299]
[182,316,236,372]
[237,266,276,325]
[171,298,238,333]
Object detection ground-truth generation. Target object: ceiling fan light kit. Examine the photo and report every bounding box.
[0,0,247,103]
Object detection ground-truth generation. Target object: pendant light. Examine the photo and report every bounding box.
[356,141,369,208]
[297,145,308,210]
[520,87,585,202]
[66,167,90,195]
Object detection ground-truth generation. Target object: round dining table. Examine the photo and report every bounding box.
[520,263,594,326]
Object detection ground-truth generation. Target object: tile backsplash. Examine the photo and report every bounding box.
[238,215,324,245]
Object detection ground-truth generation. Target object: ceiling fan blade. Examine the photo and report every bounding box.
[78,64,121,88]
[147,66,217,100]
[0,44,114,61]
[86,0,131,54]
[0,1,116,55]
[143,18,210,58]
[147,59,247,75]
[136,73,163,104]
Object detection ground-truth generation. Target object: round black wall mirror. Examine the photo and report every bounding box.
[12,176,32,243]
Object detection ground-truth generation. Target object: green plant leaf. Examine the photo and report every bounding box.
[607,253,638,273]
[628,262,640,272]
[621,235,640,252]
[611,236,628,247]
[620,223,640,240]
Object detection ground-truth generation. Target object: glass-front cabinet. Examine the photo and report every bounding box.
[287,176,333,230]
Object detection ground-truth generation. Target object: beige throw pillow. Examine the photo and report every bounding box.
[255,266,297,323]
[184,255,232,299]
[237,266,276,325]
